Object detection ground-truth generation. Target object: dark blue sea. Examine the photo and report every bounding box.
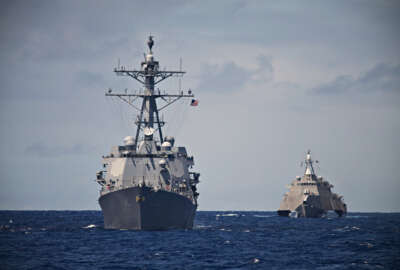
[0,211,399,269]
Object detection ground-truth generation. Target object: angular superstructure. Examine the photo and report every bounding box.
[277,151,347,218]
[95,37,200,230]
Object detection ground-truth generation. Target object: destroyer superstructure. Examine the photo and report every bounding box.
[277,151,347,218]
[95,36,200,230]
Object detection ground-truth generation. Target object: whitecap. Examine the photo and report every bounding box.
[253,215,272,218]
[83,224,97,229]
[360,242,374,248]
[216,213,239,217]
[195,225,212,229]
[333,225,360,233]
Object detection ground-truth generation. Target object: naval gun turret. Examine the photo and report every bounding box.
[95,37,200,230]
[277,151,347,218]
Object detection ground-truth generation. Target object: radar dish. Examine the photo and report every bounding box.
[147,36,154,52]
[161,141,172,147]
[123,136,135,146]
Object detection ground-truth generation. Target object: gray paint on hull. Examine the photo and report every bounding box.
[96,37,200,230]
[99,186,197,230]
[278,151,347,218]
[295,203,325,218]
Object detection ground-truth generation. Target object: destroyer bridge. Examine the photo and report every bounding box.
[95,36,200,230]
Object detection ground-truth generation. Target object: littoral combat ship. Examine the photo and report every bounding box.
[278,151,347,218]
[95,36,200,230]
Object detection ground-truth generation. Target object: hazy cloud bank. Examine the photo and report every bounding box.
[197,54,274,93]
[312,63,400,96]
[1,1,399,211]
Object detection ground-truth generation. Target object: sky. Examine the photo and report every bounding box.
[0,0,399,211]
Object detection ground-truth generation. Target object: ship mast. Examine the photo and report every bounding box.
[106,36,194,146]
[304,150,317,176]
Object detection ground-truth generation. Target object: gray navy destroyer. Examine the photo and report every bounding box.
[95,36,200,230]
[278,151,347,218]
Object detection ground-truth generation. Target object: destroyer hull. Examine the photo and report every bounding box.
[99,186,197,230]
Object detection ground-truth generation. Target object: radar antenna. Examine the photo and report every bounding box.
[106,36,195,147]
[304,150,317,176]
[147,35,154,52]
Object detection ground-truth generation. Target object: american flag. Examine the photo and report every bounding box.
[190,99,199,106]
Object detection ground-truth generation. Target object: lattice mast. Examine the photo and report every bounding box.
[106,36,194,146]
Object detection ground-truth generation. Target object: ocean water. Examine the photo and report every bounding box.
[0,211,399,269]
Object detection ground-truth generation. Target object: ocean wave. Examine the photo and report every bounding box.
[195,225,212,229]
[216,213,239,217]
[360,242,374,248]
[83,224,97,229]
[1,210,397,269]
[333,225,361,232]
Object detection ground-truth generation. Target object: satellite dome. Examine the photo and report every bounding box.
[146,54,154,62]
[123,136,135,146]
[159,159,167,167]
[164,136,175,146]
[161,141,171,147]
[161,141,172,150]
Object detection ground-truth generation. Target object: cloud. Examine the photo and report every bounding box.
[312,63,400,95]
[197,62,250,93]
[253,55,274,82]
[75,71,106,87]
[196,55,274,93]
[25,142,95,158]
